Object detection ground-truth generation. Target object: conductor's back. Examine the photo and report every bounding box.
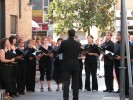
[58,29,81,100]
[59,37,81,71]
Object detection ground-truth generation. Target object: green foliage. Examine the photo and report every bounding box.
[46,0,117,35]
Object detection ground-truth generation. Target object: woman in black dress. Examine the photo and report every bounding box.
[53,38,64,91]
[39,36,53,92]
[25,39,36,92]
[17,39,27,94]
[84,35,100,91]
[0,38,17,98]
[9,36,19,90]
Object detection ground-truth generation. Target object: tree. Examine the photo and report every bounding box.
[47,0,117,35]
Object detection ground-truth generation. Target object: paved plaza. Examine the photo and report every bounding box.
[12,73,129,100]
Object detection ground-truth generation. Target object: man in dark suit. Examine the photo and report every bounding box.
[58,29,81,100]
[102,32,114,93]
[114,31,129,96]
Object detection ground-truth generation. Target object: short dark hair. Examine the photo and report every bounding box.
[87,35,94,39]
[68,29,75,37]
[0,38,8,49]
[117,31,121,35]
[57,38,63,42]
[9,35,17,44]
[27,39,33,44]
[18,38,24,44]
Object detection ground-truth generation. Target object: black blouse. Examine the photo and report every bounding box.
[84,44,100,64]
[39,46,53,63]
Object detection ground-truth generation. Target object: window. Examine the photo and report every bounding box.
[44,8,48,14]
[44,0,48,6]
[32,31,47,37]
[43,0,52,22]
[11,15,17,34]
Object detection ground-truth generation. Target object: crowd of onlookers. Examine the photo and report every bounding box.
[0,30,133,99]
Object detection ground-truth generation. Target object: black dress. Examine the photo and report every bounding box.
[17,48,27,94]
[25,48,36,92]
[53,46,63,84]
[10,48,19,85]
[0,50,17,96]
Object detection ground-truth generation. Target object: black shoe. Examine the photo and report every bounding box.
[103,89,108,92]
[125,95,129,98]
[56,87,60,91]
[14,94,19,97]
[48,87,52,92]
[92,89,98,92]
[86,89,91,91]
[113,90,119,93]
[108,90,113,93]
[62,87,64,91]
[21,92,25,95]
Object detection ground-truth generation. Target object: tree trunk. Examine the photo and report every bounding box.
[88,27,90,35]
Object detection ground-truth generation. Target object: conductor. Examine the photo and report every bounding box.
[58,29,81,100]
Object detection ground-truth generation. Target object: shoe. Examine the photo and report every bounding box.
[32,90,36,92]
[98,75,103,78]
[92,89,98,92]
[108,90,113,93]
[56,87,60,91]
[85,89,91,91]
[113,90,119,93]
[27,91,32,93]
[40,88,44,92]
[21,92,25,95]
[125,95,129,98]
[48,87,52,92]
[14,94,20,97]
[103,89,108,92]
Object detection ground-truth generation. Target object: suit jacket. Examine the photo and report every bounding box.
[58,37,81,72]
[102,40,114,65]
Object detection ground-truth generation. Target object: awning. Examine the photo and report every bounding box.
[32,20,40,28]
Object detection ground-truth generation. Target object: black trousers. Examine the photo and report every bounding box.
[79,61,83,90]
[63,71,79,100]
[0,65,17,95]
[39,59,52,81]
[115,61,129,95]
[125,68,129,95]
[114,62,120,88]
[85,63,98,91]
[17,60,27,93]
[104,64,114,91]
[26,60,36,91]
[12,63,19,83]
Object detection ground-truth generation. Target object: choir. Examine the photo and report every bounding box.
[0,31,133,99]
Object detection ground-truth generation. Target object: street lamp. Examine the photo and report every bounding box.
[120,0,133,100]
[27,0,35,6]
[120,0,127,99]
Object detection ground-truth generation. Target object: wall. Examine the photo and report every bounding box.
[5,0,32,40]
[116,0,133,10]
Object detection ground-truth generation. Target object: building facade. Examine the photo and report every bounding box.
[115,0,133,34]
[0,0,32,40]
[32,0,53,37]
